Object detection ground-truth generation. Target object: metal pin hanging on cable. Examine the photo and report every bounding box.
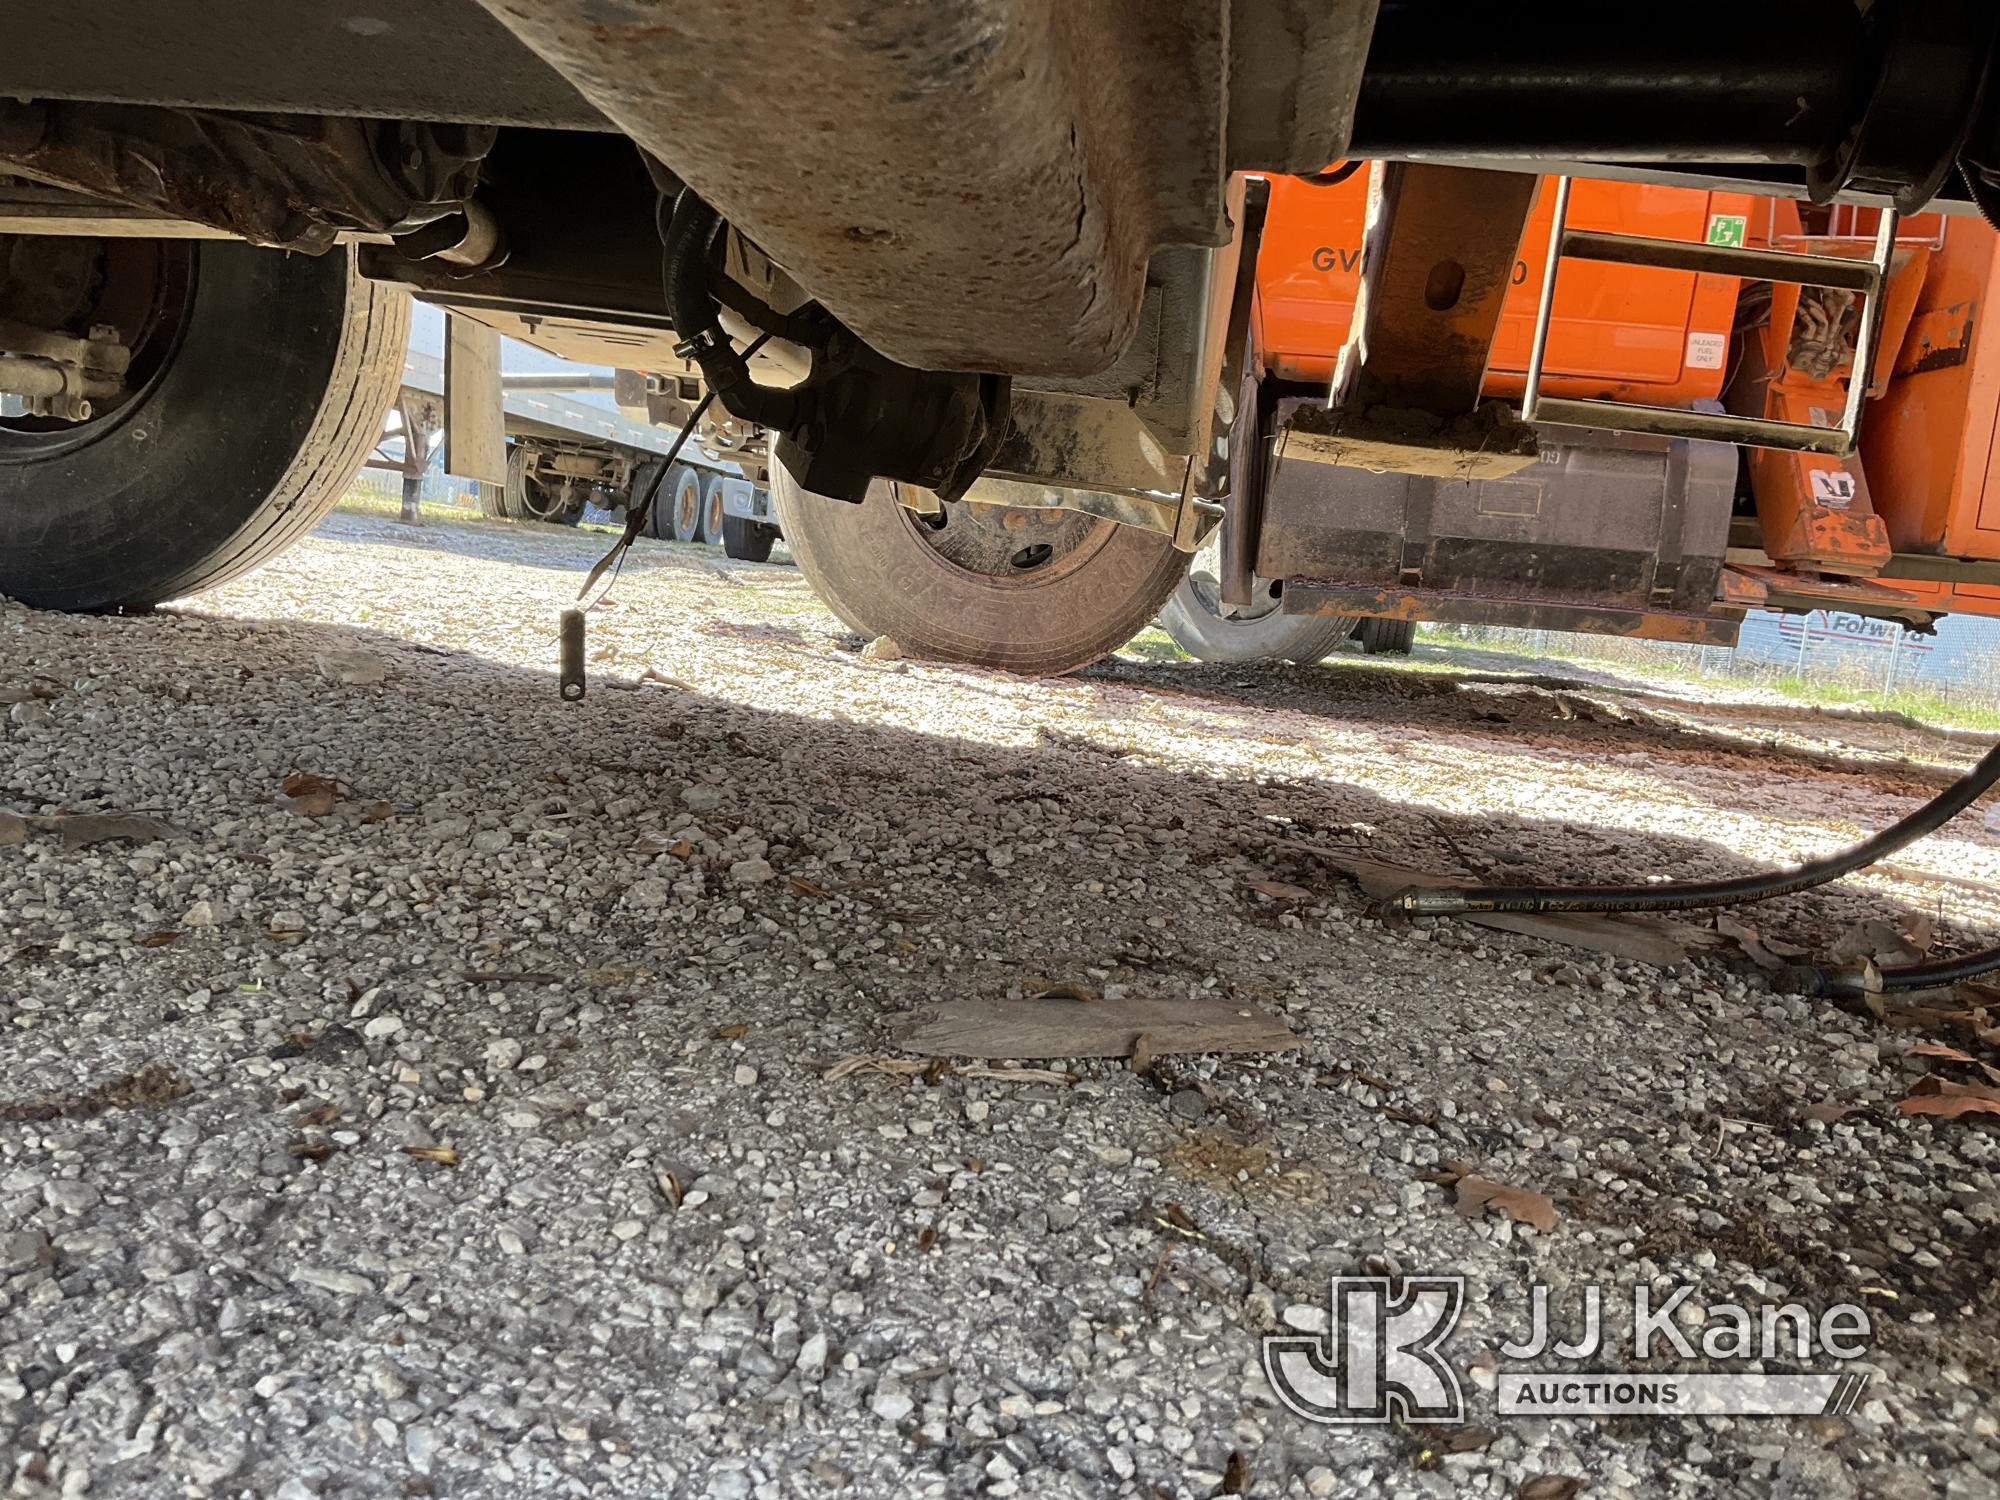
[558,608,586,701]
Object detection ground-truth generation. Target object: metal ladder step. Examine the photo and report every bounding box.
[1522,178,1898,458]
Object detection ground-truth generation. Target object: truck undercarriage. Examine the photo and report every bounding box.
[5,1,2000,654]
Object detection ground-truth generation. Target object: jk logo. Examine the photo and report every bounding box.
[1262,1276,1466,1424]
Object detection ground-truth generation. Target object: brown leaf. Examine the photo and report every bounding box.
[1906,1042,1977,1063]
[137,930,182,949]
[1244,878,1314,902]
[657,1170,683,1208]
[916,1227,937,1253]
[402,1144,460,1167]
[278,791,337,818]
[281,770,341,799]
[1899,1077,2000,1117]
[295,1101,340,1127]
[1714,912,1787,972]
[1026,979,1099,1004]
[788,875,836,899]
[1221,1450,1251,1496]
[1519,1478,1584,1500]
[356,800,395,824]
[1454,1173,1559,1232]
[1442,1426,1498,1453]
[288,1139,333,1162]
[1804,1102,1863,1123]
[712,1023,749,1040]
[1128,1031,1155,1075]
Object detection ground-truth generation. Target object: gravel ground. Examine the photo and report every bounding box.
[3,509,1999,1500]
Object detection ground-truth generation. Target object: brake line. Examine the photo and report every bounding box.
[1386,740,2000,917]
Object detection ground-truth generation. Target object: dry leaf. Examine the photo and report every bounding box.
[288,1139,333,1162]
[788,875,836,899]
[1907,1042,1977,1063]
[1804,1102,1863,1123]
[1221,1450,1251,1496]
[1453,1173,1559,1232]
[712,1023,749,1040]
[823,1054,935,1082]
[957,1065,1078,1086]
[578,964,651,986]
[402,1144,460,1167]
[356,800,395,824]
[1519,1478,1584,1500]
[658,1170,683,1208]
[1128,1031,1155,1075]
[137,930,182,949]
[1244,878,1314,902]
[295,1101,340,1127]
[281,770,341,799]
[1443,1426,1498,1453]
[916,1227,937,1253]
[1026,978,1099,1004]
[1899,1077,2000,1117]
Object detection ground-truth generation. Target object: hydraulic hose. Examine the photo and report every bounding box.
[1779,943,2000,999]
[1388,740,2000,918]
[660,190,802,431]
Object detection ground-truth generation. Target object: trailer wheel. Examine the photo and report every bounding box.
[721,513,777,562]
[701,474,728,544]
[1357,617,1418,655]
[668,465,705,542]
[772,465,1189,675]
[1156,560,1357,664]
[0,238,407,611]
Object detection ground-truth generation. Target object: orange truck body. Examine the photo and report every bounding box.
[1254,167,2000,631]
[1255,172,1759,407]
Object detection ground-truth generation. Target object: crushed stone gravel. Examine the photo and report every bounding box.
[0,509,1997,1499]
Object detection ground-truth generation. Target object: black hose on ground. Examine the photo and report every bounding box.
[1387,740,2000,917]
[1779,943,2000,999]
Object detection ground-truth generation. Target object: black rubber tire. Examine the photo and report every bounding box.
[701,473,728,545]
[0,241,408,611]
[721,513,777,562]
[1157,574,1358,663]
[501,445,534,519]
[772,465,1190,675]
[668,465,704,542]
[476,473,510,519]
[1358,617,1418,655]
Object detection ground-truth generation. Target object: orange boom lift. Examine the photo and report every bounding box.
[1230,167,2000,645]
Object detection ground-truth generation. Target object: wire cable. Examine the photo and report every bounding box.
[576,332,771,610]
[1388,740,2000,917]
